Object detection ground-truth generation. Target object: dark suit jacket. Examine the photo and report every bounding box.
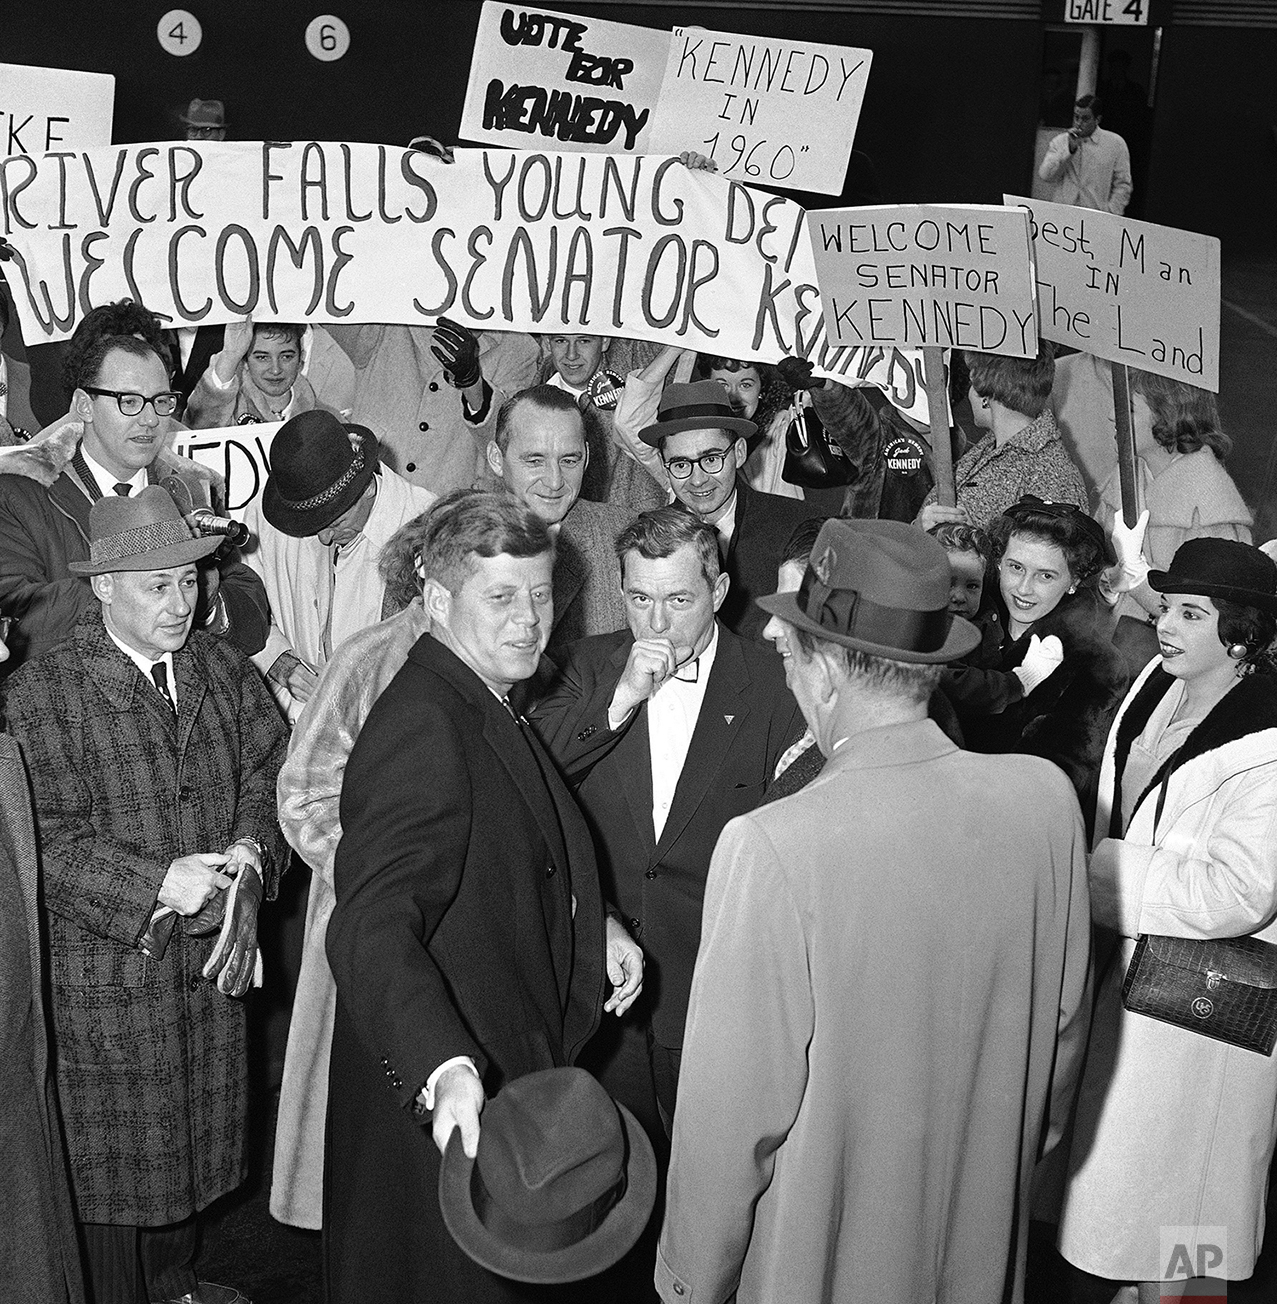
[323,633,607,1300]
[532,623,803,1048]
[718,479,820,641]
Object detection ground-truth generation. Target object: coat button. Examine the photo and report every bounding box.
[629,917,641,934]
[546,865,556,878]
[645,868,658,880]
[188,976,201,991]
[429,382,439,392]
[673,1284,685,1297]
[418,421,430,432]
[406,462,416,473]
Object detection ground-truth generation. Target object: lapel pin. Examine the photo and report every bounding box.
[724,714,735,725]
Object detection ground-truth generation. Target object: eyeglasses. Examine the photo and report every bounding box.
[663,449,732,480]
[83,387,181,418]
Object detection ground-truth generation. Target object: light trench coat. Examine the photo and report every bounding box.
[1059,658,1277,1282]
[269,601,430,1229]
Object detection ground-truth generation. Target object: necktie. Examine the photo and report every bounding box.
[112,482,132,496]
[672,658,699,683]
[150,661,176,714]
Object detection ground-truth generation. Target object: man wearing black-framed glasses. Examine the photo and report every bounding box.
[638,380,817,641]
[0,333,269,668]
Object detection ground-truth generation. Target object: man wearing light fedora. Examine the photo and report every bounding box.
[657,518,1093,1304]
[5,486,288,1304]
[637,379,816,642]
[181,99,227,142]
[242,408,435,720]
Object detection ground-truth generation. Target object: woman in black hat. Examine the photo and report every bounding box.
[958,496,1128,821]
[1057,538,1277,1301]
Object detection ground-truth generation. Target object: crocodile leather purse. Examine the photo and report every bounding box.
[1122,933,1277,1056]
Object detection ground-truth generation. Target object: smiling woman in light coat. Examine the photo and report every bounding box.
[1057,538,1277,1300]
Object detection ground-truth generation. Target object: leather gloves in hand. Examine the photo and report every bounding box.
[201,864,264,998]
[431,317,482,389]
[776,356,824,391]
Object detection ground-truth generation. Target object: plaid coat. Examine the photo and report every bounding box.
[3,612,287,1225]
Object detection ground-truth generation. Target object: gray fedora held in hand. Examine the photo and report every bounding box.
[439,1067,657,1284]
[757,518,981,664]
[68,485,222,576]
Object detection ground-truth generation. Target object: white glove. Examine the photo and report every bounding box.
[1012,634,1065,696]
[1106,509,1150,594]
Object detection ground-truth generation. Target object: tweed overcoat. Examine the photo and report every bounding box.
[656,720,1093,1304]
[3,613,288,1225]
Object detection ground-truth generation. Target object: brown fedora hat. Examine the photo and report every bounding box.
[638,379,757,448]
[757,518,980,664]
[262,410,379,537]
[181,99,226,128]
[68,485,221,576]
[439,1067,657,1284]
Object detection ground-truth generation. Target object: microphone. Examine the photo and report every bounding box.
[161,475,251,549]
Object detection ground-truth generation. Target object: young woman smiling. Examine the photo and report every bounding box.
[959,496,1127,824]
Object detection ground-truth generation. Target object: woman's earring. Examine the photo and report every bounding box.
[980,397,990,409]
[1068,585,1077,594]
[1229,642,1249,660]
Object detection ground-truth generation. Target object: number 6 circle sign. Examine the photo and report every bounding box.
[306,15,351,61]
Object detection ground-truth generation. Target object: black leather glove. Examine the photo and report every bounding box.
[430,317,482,389]
[777,355,824,391]
[201,864,263,998]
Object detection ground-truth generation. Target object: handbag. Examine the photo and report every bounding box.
[1122,932,1277,1055]
[782,392,854,490]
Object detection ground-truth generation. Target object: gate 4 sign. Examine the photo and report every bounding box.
[1065,1,1149,25]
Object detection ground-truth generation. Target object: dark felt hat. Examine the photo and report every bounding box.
[757,518,980,664]
[1149,537,1277,614]
[439,1067,657,1284]
[68,485,221,575]
[262,410,379,537]
[637,379,757,448]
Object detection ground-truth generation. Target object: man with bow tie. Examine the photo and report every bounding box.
[532,506,803,1146]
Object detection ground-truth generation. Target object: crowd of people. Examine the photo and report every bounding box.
[1,115,1275,1304]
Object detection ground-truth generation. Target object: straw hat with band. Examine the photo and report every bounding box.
[757,518,980,665]
[68,485,221,576]
[439,1067,657,1285]
[637,379,756,448]
[262,409,380,538]
[1148,537,1277,615]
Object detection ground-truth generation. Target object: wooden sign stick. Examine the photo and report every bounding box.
[1110,362,1139,527]
[923,345,955,507]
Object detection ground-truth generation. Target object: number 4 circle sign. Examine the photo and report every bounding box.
[157,9,202,57]
[306,15,351,61]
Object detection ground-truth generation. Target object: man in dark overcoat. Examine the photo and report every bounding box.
[5,487,288,1304]
[324,488,641,1303]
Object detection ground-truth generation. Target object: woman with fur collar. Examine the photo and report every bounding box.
[960,496,1128,824]
[1057,539,1277,1300]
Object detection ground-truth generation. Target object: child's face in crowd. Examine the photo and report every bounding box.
[945,547,985,619]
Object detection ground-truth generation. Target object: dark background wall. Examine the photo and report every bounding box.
[4,2,1274,248]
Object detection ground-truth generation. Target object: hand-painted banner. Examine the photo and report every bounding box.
[1005,195,1220,391]
[0,140,936,419]
[460,2,668,153]
[806,203,1038,359]
[170,421,282,519]
[0,62,115,158]
[646,27,871,197]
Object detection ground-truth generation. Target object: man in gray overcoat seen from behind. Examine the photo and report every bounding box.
[5,486,289,1304]
[657,519,1093,1304]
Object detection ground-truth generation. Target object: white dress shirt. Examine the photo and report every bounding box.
[81,448,146,497]
[647,623,719,841]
